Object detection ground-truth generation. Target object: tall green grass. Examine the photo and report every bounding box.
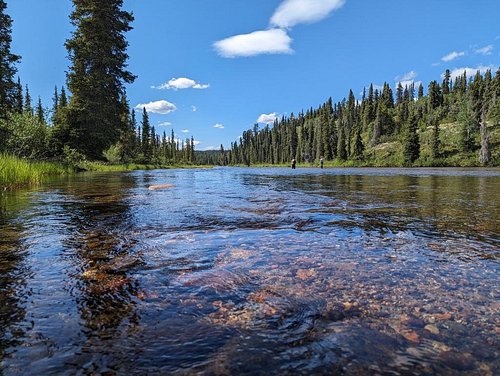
[0,154,70,189]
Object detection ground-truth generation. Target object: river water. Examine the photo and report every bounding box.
[0,167,498,375]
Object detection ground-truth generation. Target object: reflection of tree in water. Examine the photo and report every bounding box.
[0,193,31,362]
[63,174,143,355]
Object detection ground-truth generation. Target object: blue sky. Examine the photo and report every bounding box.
[8,0,500,150]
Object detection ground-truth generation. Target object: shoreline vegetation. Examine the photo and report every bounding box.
[0,154,207,190]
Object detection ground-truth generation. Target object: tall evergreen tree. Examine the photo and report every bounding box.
[65,0,136,159]
[51,86,59,124]
[14,77,22,113]
[403,115,420,164]
[141,108,151,162]
[36,96,44,124]
[23,84,32,114]
[0,0,20,118]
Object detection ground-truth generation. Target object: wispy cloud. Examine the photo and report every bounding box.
[214,0,345,58]
[441,51,465,62]
[257,112,278,124]
[181,129,189,133]
[270,0,346,28]
[214,28,293,58]
[213,123,225,129]
[135,100,176,114]
[474,44,493,55]
[157,121,172,127]
[395,71,417,82]
[447,65,495,80]
[152,77,209,90]
[191,106,197,112]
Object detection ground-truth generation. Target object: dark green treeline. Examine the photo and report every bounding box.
[0,0,197,166]
[223,69,500,167]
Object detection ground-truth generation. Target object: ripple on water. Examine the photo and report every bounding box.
[0,168,498,375]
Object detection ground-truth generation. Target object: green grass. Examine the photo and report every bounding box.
[0,154,213,190]
[0,154,71,189]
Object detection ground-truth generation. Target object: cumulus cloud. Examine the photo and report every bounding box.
[135,100,177,114]
[441,51,465,62]
[474,45,493,55]
[153,77,209,90]
[181,129,189,133]
[395,71,417,82]
[213,123,225,129]
[270,0,346,28]
[192,140,201,146]
[257,112,278,124]
[214,28,293,58]
[446,65,495,80]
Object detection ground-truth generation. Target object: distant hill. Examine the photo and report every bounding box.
[220,69,500,167]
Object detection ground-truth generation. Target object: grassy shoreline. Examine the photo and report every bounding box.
[0,154,71,190]
[0,154,211,190]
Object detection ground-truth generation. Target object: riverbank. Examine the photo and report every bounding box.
[0,154,210,190]
[0,154,71,190]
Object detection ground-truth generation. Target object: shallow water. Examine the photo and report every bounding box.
[0,167,499,375]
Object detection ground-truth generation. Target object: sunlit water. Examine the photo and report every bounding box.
[0,167,499,375]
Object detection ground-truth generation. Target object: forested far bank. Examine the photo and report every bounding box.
[222,69,500,167]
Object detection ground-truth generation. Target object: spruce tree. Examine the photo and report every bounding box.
[141,108,151,162]
[36,96,44,124]
[14,77,22,113]
[403,115,420,164]
[65,0,135,159]
[51,86,59,124]
[0,0,20,118]
[417,83,424,100]
[24,84,32,114]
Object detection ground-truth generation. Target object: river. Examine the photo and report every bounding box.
[0,167,498,375]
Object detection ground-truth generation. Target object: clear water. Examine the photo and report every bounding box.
[0,167,499,375]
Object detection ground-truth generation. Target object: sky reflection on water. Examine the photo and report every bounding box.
[0,167,498,375]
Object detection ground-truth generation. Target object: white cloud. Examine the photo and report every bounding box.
[192,140,201,146]
[447,65,495,80]
[135,100,177,114]
[203,146,217,151]
[181,129,189,133]
[213,123,225,129]
[257,112,278,124]
[157,121,172,127]
[441,51,465,62]
[191,105,197,112]
[153,77,209,90]
[474,44,493,55]
[270,0,346,28]
[214,28,293,58]
[395,71,417,82]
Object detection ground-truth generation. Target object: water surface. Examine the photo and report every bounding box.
[0,167,499,375]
